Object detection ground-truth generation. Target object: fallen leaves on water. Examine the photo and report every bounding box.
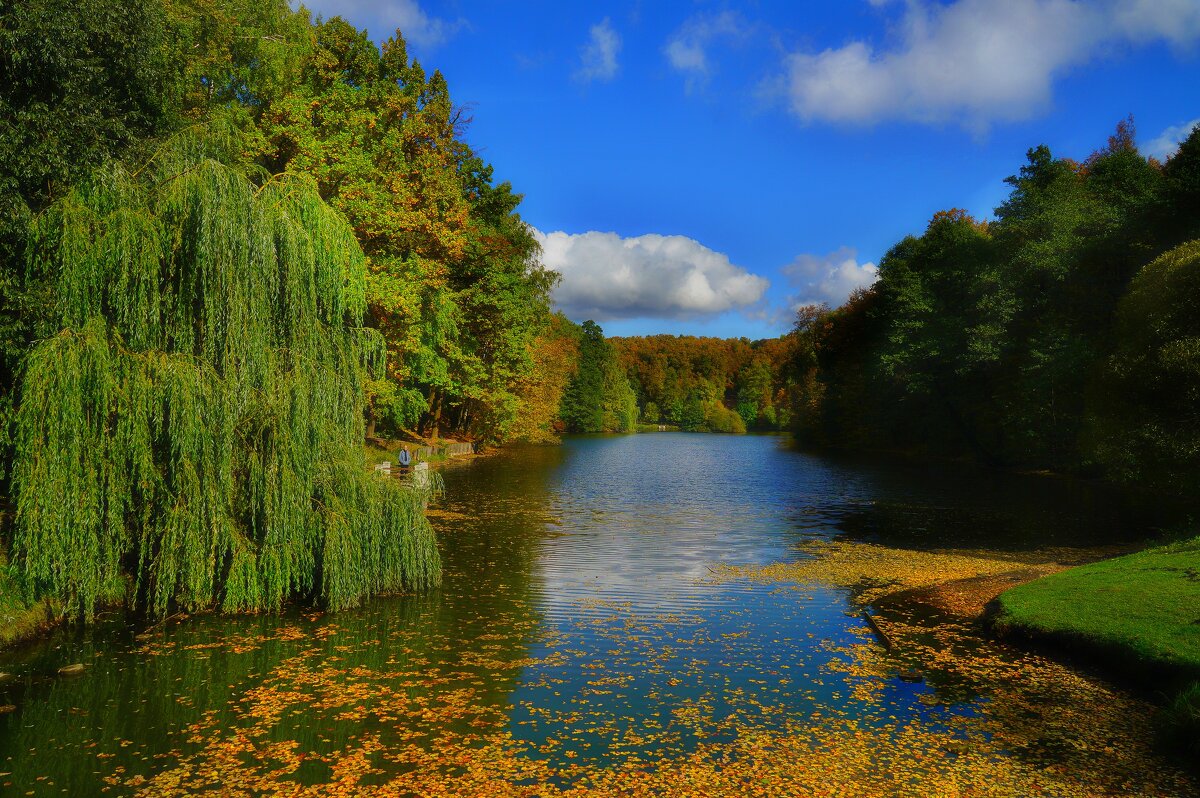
[711,540,1129,606]
[113,603,1193,797]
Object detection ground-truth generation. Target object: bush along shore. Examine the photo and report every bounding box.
[991,537,1200,761]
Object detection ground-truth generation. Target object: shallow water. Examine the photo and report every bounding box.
[0,434,1194,795]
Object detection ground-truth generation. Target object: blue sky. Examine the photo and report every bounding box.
[304,1,1200,339]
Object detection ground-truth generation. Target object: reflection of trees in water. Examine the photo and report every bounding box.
[788,450,1193,552]
[0,447,567,795]
[5,438,1194,794]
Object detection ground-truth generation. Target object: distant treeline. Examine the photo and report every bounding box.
[612,334,797,433]
[790,119,1200,495]
[544,324,800,436]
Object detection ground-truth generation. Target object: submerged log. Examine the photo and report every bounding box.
[863,612,894,650]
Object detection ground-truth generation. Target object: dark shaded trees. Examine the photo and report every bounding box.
[1088,240,1200,493]
[790,118,1200,495]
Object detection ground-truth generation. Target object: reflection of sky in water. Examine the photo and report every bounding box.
[482,435,995,772]
[1,433,1185,794]
[531,435,855,614]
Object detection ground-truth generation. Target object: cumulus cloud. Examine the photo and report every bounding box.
[783,0,1200,128]
[782,247,879,309]
[665,11,751,89]
[1108,0,1200,48]
[1145,118,1200,161]
[533,229,769,321]
[577,18,622,83]
[305,0,462,48]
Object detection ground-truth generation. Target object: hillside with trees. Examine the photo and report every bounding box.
[788,118,1200,494]
[0,0,570,617]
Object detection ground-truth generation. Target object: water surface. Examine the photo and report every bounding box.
[0,434,1193,795]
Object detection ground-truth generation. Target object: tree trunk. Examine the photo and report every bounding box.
[427,390,442,443]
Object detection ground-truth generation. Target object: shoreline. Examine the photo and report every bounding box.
[716,536,1200,767]
[0,596,62,650]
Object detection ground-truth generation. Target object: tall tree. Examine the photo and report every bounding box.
[11,128,439,618]
[0,0,188,482]
[507,313,579,443]
[559,321,609,434]
[249,18,555,443]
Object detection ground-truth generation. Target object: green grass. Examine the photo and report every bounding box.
[0,551,62,647]
[994,536,1200,676]
[994,537,1200,765]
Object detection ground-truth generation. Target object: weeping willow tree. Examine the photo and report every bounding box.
[10,127,440,619]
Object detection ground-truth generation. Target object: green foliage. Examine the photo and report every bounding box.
[679,393,706,432]
[1161,124,1200,247]
[558,320,637,434]
[246,15,555,443]
[0,0,193,487]
[871,210,1002,459]
[559,321,605,433]
[1088,240,1200,492]
[0,0,184,212]
[601,354,638,434]
[11,130,439,618]
[506,312,579,444]
[792,119,1200,485]
[702,401,747,434]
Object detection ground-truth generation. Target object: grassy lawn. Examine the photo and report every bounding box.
[994,537,1200,676]
[994,537,1200,758]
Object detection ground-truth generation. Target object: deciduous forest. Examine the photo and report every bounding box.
[0,0,574,616]
[787,119,1200,494]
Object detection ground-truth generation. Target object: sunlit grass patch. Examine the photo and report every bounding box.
[993,537,1200,676]
[995,537,1200,768]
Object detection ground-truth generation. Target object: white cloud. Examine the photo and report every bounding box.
[534,229,769,321]
[577,18,622,83]
[665,11,750,88]
[782,247,878,309]
[303,0,462,48]
[783,0,1200,128]
[1109,0,1200,48]
[1145,118,1200,161]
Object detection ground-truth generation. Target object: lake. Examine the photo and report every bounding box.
[1,433,1195,796]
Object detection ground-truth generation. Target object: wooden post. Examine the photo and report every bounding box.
[864,612,894,650]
